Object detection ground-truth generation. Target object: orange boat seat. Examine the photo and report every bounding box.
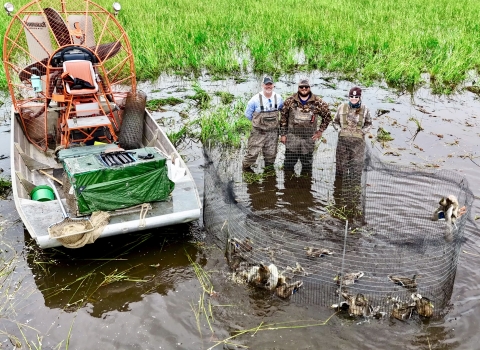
[62,60,98,95]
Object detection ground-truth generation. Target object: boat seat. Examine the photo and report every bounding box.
[62,60,98,95]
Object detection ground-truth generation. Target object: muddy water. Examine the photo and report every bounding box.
[0,74,479,349]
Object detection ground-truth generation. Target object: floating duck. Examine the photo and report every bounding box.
[340,291,372,317]
[276,280,303,298]
[334,271,364,286]
[304,246,333,258]
[388,274,418,292]
[411,293,434,317]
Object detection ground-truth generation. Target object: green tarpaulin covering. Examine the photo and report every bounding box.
[63,147,174,214]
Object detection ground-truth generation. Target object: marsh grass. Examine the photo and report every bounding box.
[190,82,211,110]
[2,0,480,92]
[167,125,191,148]
[242,167,276,184]
[195,100,250,147]
[146,97,184,111]
[0,177,12,199]
[185,250,216,337]
[214,91,235,105]
[377,127,394,142]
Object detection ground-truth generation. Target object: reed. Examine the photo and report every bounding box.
[2,0,480,92]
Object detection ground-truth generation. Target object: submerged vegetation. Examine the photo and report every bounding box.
[0,177,12,199]
[1,0,480,92]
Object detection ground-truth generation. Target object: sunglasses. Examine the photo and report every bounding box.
[349,95,360,98]
[299,85,310,89]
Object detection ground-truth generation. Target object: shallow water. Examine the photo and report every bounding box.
[0,74,479,349]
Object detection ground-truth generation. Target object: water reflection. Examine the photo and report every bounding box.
[26,225,200,318]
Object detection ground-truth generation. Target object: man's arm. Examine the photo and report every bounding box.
[276,93,284,110]
[279,97,292,144]
[316,100,332,133]
[332,105,342,131]
[279,97,292,136]
[362,107,372,134]
[244,96,257,121]
[311,98,332,140]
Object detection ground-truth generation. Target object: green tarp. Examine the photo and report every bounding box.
[63,147,174,214]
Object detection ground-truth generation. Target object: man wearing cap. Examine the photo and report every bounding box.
[332,86,372,176]
[243,76,284,172]
[280,78,331,174]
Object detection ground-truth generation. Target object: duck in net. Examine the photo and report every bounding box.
[202,85,474,320]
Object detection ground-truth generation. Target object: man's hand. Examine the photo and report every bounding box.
[280,135,286,144]
[312,131,322,140]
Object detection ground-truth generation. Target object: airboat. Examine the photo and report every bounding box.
[3,0,201,248]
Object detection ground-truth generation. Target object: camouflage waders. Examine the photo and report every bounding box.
[335,103,367,177]
[243,94,280,168]
[284,104,317,173]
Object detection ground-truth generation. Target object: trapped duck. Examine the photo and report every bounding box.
[275,279,303,299]
[411,293,434,317]
[304,246,333,258]
[388,274,418,292]
[334,271,364,286]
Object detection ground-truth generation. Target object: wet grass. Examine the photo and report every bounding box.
[146,97,184,111]
[0,177,12,199]
[214,91,235,105]
[2,0,480,92]
[189,82,211,110]
[194,100,251,147]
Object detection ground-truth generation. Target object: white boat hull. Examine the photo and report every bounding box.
[11,107,201,248]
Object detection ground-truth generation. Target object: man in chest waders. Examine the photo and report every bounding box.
[280,79,331,175]
[243,76,284,172]
[332,86,372,219]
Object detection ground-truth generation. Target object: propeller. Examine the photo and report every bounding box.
[19,8,122,82]
[43,7,72,47]
[19,42,122,81]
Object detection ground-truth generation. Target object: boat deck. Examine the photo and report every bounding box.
[21,176,200,248]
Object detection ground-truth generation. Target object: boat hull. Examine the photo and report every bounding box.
[11,107,201,248]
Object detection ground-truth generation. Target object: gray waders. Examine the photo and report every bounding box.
[243,94,280,169]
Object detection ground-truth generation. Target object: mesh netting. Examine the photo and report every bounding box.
[203,127,474,318]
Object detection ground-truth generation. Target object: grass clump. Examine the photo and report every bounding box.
[0,177,12,199]
[377,127,394,142]
[146,97,184,111]
[194,100,251,147]
[167,125,191,148]
[189,82,211,110]
[214,91,235,105]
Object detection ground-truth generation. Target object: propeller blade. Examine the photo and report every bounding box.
[44,7,72,47]
[90,42,122,62]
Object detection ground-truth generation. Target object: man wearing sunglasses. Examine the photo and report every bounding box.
[243,76,284,172]
[280,79,331,174]
[333,86,372,177]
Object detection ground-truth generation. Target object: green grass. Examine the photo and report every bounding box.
[194,100,251,147]
[214,91,235,105]
[2,0,480,92]
[189,82,211,110]
[146,97,184,111]
[0,178,12,199]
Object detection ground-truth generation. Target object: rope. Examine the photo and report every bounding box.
[139,203,150,227]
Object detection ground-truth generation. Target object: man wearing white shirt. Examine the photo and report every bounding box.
[243,76,284,172]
